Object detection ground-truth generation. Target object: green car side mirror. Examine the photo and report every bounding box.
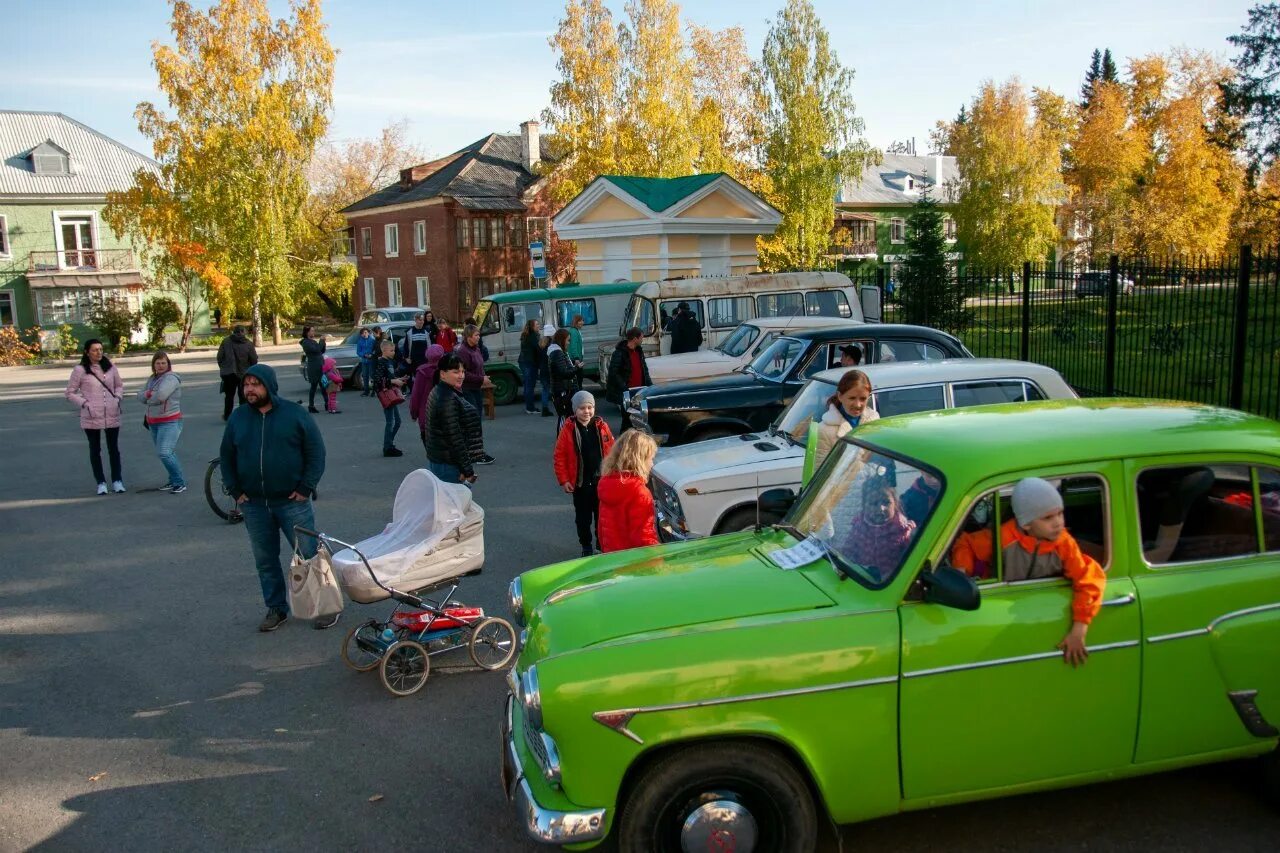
[921,565,981,611]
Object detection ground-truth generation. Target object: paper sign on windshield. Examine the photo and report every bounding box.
[766,535,828,570]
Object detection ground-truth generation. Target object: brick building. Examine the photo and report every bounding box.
[341,121,553,322]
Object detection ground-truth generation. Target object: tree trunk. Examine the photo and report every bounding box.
[272,314,283,346]
[251,295,263,346]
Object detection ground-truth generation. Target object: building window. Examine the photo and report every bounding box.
[509,216,526,247]
[0,291,14,327]
[31,143,70,175]
[361,227,372,257]
[890,218,906,244]
[472,218,488,249]
[414,220,427,254]
[36,287,141,325]
[388,277,402,306]
[384,224,399,257]
[944,217,957,242]
[456,219,470,248]
[489,218,503,249]
[363,278,375,308]
[54,212,97,269]
[416,276,429,307]
[0,214,9,258]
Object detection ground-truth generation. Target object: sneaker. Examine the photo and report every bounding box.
[170,484,188,494]
[525,409,538,415]
[541,408,554,417]
[308,406,320,414]
[158,483,176,493]
[476,454,496,465]
[111,481,126,494]
[313,612,341,630]
[330,410,342,414]
[383,447,404,457]
[258,609,288,632]
[96,482,108,496]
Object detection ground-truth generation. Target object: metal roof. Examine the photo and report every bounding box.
[812,357,1070,388]
[342,133,554,214]
[0,111,157,197]
[481,282,642,303]
[598,173,723,212]
[836,153,958,206]
[780,323,967,346]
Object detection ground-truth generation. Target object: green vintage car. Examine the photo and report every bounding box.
[501,400,1280,851]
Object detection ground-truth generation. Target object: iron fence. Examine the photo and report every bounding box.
[878,246,1280,421]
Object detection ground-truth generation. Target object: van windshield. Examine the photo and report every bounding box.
[474,300,499,335]
[716,323,760,357]
[623,295,655,337]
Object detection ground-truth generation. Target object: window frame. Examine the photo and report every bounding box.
[413,220,427,254]
[944,216,957,243]
[35,286,142,326]
[890,218,906,244]
[456,219,470,249]
[363,277,375,308]
[415,276,429,308]
[707,296,755,330]
[950,378,1046,409]
[387,277,402,307]
[489,217,503,249]
[384,223,399,258]
[1134,462,1269,571]
[0,213,9,258]
[805,289,853,319]
[0,290,15,327]
[756,291,805,319]
[360,227,372,257]
[555,297,598,328]
[53,210,98,269]
[472,218,488,249]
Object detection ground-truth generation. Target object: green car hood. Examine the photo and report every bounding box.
[525,536,836,657]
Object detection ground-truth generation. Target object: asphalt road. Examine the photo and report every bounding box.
[1,347,1277,852]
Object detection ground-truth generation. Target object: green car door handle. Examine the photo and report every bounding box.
[1101,594,1136,607]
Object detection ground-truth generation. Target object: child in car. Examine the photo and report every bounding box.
[836,475,915,582]
[950,477,1106,666]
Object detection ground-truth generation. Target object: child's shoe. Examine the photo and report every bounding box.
[96,482,108,496]
[111,481,126,493]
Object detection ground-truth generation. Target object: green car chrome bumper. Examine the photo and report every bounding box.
[501,693,608,845]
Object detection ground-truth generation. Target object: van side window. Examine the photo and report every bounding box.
[660,300,703,331]
[708,296,754,329]
[952,380,1044,408]
[1136,465,1258,564]
[556,298,597,327]
[503,302,544,330]
[805,290,852,318]
[757,292,804,318]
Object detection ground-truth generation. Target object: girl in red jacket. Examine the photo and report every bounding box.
[597,429,659,553]
[554,390,616,556]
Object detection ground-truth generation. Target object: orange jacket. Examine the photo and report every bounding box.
[553,417,616,487]
[951,518,1106,624]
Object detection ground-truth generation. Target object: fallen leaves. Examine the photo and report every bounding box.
[88,772,108,783]
[367,794,384,803]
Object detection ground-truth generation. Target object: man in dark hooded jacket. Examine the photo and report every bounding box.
[220,364,330,632]
[216,325,258,420]
[667,302,703,354]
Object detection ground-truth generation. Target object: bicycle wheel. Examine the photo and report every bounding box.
[204,458,242,523]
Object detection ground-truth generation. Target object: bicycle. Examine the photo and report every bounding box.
[205,458,319,523]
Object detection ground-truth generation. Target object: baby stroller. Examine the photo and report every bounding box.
[300,469,515,697]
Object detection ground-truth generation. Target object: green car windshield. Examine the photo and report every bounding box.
[787,441,941,588]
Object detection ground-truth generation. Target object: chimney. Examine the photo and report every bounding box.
[933,154,945,189]
[520,120,540,173]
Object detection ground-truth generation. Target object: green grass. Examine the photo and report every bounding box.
[886,284,1280,420]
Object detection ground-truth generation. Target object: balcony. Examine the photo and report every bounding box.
[28,249,140,274]
[825,240,878,259]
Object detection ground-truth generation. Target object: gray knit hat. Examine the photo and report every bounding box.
[571,390,595,411]
[1011,477,1063,528]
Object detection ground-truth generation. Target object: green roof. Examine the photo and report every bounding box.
[480,282,641,304]
[600,173,724,212]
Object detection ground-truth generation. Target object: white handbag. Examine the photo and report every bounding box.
[287,549,345,620]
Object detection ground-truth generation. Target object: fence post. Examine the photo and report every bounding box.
[1105,254,1119,395]
[1021,261,1031,362]
[1229,245,1253,410]
[876,265,886,315]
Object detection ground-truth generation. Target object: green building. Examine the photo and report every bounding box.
[828,153,962,282]
[0,111,208,347]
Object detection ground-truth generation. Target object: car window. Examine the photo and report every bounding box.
[946,475,1109,582]
[877,340,948,363]
[797,346,831,379]
[749,337,806,380]
[952,380,1044,408]
[716,322,760,357]
[751,331,781,357]
[776,378,839,442]
[502,302,543,331]
[790,444,940,588]
[661,300,703,331]
[709,296,754,329]
[342,329,364,346]
[1260,468,1280,552]
[805,290,853,318]
[1136,465,1260,564]
[874,384,946,418]
[360,310,388,325]
[556,298,597,328]
[757,292,805,318]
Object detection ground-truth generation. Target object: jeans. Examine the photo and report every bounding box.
[521,363,538,412]
[241,497,316,614]
[360,358,374,391]
[85,427,121,484]
[383,403,402,450]
[221,374,246,419]
[428,461,471,489]
[463,388,484,436]
[308,379,321,409]
[572,482,600,551]
[149,420,185,488]
[538,367,551,412]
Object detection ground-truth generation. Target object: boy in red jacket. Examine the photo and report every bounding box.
[554,391,616,557]
[950,477,1106,666]
[597,430,660,554]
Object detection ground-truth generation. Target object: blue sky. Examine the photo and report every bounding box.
[4,0,1256,162]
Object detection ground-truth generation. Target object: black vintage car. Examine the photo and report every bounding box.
[626,324,973,445]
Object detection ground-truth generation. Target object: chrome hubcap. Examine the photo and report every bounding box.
[680,798,757,853]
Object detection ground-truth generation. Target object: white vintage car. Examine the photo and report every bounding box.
[641,316,867,385]
[650,359,1077,540]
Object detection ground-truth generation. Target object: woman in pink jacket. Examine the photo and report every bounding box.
[408,344,446,452]
[65,339,126,495]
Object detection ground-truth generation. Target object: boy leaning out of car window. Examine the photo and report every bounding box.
[949,477,1106,667]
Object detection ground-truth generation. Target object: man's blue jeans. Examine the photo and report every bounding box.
[383,403,402,450]
[428,461,471,490]
[241,498,316,614]
[360,357,374,390]
[149,420,185,488]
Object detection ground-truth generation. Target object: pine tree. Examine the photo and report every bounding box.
[1101,48,1119,83]
[1082,49,1103,106]
[898,192,964,331]
[1225,2,1280,168]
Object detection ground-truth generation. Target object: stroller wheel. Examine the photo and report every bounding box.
[380,640,430,697]
[469,617,517,671]
[341,621,383,672]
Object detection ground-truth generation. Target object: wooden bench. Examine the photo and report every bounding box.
[482,378,495,420]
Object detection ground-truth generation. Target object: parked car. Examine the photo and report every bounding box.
[1075,271,1135,297]
[646,316,867,385]
[359,307,425,325]
[297,321,415,388]
[626,324,972,446]
[651,359,1076,539]
[502,400,1280,849]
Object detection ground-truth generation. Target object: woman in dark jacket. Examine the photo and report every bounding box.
[518,319,542,414]
[425,354,484,487]
[300,325,326,413]
[546,328,578,430]
[371,339,407,457]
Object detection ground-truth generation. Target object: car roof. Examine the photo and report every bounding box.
[811,358,1070,388]
[854,399,1280,470]
[744,316,862,330]
[481,283,641,303]
[781,323,963,343]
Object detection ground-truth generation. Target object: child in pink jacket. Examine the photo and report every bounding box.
[321,357,343,413]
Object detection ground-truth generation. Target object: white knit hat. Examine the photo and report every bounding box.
[1011,477,1063,528]
[572,390,595,410]
[542,322,557,338]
